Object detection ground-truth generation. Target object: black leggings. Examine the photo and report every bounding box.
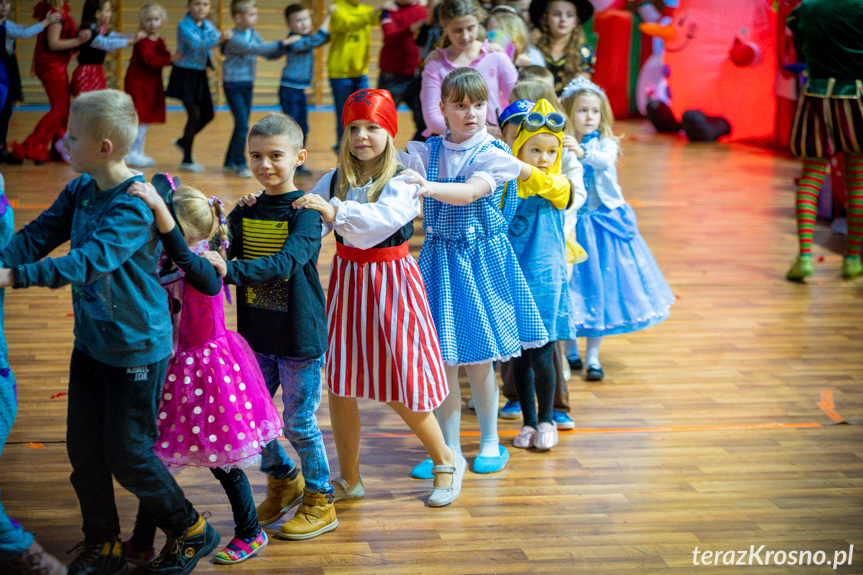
[509,341,557,428]
[177,100,214,163]
[131,467,258,548]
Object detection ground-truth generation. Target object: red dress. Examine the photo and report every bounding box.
[124,37,171,124]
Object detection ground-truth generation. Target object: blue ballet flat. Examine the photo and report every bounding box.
[472,445,510,474]
[410,458,434,479]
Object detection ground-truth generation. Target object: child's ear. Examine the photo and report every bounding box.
[100,139,114,158]
[295,148,308,166]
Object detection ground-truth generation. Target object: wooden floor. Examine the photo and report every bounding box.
[2,110,863,575]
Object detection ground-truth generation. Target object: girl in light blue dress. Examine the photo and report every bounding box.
[400,67,547,476]
[560,76,675,381]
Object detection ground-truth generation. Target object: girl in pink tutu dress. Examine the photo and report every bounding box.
[124,175,282,566]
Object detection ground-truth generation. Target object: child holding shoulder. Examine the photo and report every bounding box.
[0,0,61,164]
[204,113,336,541]
[11,0,91,164]
[399,67,548,477]
[420,0,517,138]
[166,0,232,172]
[221,0,290,179]
[0,89,217,575]
[560,77,674,381]
[276,3,335,169]
[529,0,595,94]
[123,175,282,566]
[293,89,464,507]
[70,0,145,97]
[327,0,387,146]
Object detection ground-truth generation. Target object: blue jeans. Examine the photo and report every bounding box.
[67,350,196,542]
[329,75,369,144]
[256,354,332,495]
[378,72,426,141]
[223,83,252,169]
[279,86,308,145]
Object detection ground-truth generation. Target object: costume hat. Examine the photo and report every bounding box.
[512,99,565,175]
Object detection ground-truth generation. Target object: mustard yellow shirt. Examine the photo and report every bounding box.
[327,0,379,79]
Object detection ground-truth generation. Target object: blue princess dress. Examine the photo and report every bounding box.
[401,129,548,365]
[569,133,675,336]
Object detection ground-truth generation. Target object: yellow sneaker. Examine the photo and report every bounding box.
[256,472,305,526]
[277,489,338,540]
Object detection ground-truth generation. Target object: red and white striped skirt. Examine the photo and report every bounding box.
[326,241,448,412]
[70,64,107,97]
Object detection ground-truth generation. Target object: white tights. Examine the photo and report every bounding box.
[436,363,501,459]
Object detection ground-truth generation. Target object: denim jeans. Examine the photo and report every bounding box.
[256,353,332,495]
[223,83,253,169]
[378,72,426,141]
[67,349,196,543]
[329,75,369,144]
[279,86,308,145]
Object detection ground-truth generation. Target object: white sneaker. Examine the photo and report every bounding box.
[235,167,253,178]
[179,162,205,173]
[126,153,155,168]
[533,422,558,451]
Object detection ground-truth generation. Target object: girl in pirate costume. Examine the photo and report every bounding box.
[294,88,466,508]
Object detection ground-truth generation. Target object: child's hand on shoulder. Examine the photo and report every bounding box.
[236,192,261,208]
[127,181,165,211]
[283,35,302,46]
[402,169,434,199]
[292,193,337,222]
[562,135,584,158]
[42,12,62,27]
[0,269,13,289]
[133,30,147,43]
[172,50,183,62]
[328,4,339,13]
[202,251,228,278]
[220,29,233,43]
[77,28,93,43]
[379,1,399,11]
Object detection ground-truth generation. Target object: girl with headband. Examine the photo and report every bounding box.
[124,175,282,565]
[294,88,466,507]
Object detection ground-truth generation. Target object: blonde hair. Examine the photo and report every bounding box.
[172,185,230,254]
[139,3,167,29]
[487,9,530,59]
[70,89,137,156]
[249,113,303,155]
[441,67,488,105]
[561,88,621,145]
[518,64,554,86]
[335,128,398,204]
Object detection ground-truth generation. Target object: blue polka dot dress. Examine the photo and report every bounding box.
[402,131,548,365]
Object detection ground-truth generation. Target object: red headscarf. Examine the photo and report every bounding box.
[341,89,398,138]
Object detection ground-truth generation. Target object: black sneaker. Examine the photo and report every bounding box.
[147,516,219,575]
[68,540,128,575]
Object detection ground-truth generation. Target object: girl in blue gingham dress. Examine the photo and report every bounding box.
[400,67,548,477]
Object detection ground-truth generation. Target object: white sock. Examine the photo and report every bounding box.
[131,125,148,157]
[465,363,501,458]
[566,338,579,359]
[586,336,602,368]
[435,364,463,456]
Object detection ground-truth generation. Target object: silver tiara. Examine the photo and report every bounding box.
[560,76,605,101]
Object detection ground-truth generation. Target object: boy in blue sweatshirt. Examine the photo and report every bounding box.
[274,3,335,174]
[0,90,217,575]
[221,0,288,178]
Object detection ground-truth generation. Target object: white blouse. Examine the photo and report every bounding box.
[399,128,521,197]
[309,170,421,251]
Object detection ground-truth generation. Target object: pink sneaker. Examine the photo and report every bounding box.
[512,426,537,449]
[213,528,268,565]
[534,422,559,451]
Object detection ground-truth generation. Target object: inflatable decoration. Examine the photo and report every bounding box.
[640,0,778,141]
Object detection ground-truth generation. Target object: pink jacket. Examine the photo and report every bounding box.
[420,40,519,137]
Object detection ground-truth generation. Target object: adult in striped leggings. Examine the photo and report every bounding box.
[786,0,863,281]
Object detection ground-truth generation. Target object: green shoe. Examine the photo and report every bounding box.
[841,257,862,279]
[786,256,813,281]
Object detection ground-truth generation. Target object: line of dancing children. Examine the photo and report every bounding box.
[0,56,674,575]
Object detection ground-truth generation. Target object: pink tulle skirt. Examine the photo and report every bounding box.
[155,332,282,470]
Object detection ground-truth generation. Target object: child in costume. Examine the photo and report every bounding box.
[70,0,143,97]
[11,0,91,163]
[560,76,674,381]
[0,174,66,575]
[399,67,547,476]
[785,0,863,281]
[505,98,575,450]
[295,88,464,507]
[165,0,232,172]
[124,3,172,168]
[123,175,282,566]
[529,0,595,95]
[0,1,60,163]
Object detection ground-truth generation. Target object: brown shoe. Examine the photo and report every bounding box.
[277,489,338,540]
[255,472,305,525]
[0,540,68,575]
